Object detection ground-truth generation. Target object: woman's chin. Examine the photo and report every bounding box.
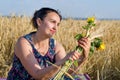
[47,34,54,38]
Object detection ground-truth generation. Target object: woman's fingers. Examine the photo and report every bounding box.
[69,51,81,61]
[78,38,90,46]
[78,38,90,50]
[67,38,91,62]
[78,37,91,58]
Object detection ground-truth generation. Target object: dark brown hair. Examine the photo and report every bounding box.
[31,7,62,29]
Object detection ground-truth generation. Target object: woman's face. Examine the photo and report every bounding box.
[38,12,61,38]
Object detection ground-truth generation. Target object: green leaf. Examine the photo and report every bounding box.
[74,34,83,40]
[76,46,83,53]
[83,25,90,30]
[82,26,87,30]
[89,42,95,55]
[94,38,102,48]
[74,60,78,67]
[92,23,96,26]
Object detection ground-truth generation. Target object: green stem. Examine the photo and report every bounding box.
[53,22,91,79]
[86,29,90,37]
[52,60,74,80]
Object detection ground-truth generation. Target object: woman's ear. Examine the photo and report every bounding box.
[36,18,42,26]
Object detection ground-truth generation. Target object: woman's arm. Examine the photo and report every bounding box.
[72,37,91,74]
[15,37,67,80]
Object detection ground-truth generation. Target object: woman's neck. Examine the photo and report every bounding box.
[33,32,49,46]
[32,32,49,56]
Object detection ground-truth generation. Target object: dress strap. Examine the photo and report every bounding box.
[49,38,56,55]
[23,32,36,52]
[23,32,56,57]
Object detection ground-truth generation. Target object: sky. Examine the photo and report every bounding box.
[0,0,120,19]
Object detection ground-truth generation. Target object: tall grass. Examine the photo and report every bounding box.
[0,16,120,80]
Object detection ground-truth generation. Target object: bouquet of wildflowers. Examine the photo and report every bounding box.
[52,17,105,80]
[75,17,105,54]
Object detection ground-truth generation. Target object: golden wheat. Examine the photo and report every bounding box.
[0,16,120,80]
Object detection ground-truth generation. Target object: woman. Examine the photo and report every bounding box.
[7,7,90,80]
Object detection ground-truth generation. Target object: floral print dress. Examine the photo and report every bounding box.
[7,32,56,80]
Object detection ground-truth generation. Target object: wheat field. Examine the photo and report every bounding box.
[0,16,120,80]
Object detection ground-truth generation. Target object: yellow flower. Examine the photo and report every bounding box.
[87,17,95,23]
[98,42,105,50]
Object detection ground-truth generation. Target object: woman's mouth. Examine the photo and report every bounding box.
[50,29,56,34]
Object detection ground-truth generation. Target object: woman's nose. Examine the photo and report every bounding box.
[53,26,56,30]
[54,24,58,29]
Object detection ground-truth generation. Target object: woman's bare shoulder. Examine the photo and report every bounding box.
[15,36,32,58]
[55,40,64,51]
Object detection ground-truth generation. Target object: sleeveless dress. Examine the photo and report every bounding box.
[7,32,56,80]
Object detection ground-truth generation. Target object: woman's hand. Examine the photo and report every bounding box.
[78,37,91,60]
[69,51,81,61]
[64,37,90,62]
[63,50,80,62]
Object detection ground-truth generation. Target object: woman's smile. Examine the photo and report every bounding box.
[50,29,56,34]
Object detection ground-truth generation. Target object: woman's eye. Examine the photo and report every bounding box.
[51,21,56,23]
[50,20,60,26]
[57,23,60,26]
